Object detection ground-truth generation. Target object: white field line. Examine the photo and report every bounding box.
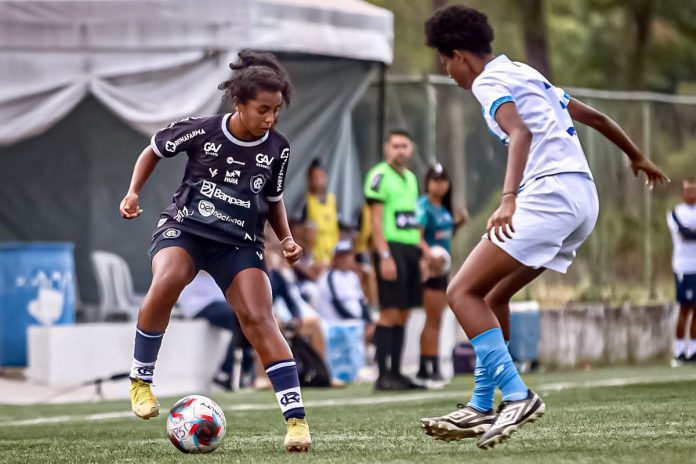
[3,372,696,428]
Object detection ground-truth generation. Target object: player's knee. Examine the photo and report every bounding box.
[151,267,193,293]
[237,309,275,331]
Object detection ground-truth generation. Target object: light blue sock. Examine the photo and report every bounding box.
[470,328,527,402]
[467,341,510,412]
[467,353,495,412]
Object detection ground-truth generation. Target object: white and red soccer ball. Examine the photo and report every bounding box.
[166,395,226,453]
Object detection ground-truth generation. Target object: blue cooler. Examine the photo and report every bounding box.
[0,243,76,367]
[509,301,540,363]
[326,321,365,383]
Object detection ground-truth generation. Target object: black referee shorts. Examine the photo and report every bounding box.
[149,224,267,293]
[374,242,422,310]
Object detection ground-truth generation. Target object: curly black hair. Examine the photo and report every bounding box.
[424,5,494,57]
[218,50,292,107]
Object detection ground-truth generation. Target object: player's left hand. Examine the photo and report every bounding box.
[487,195,516,243]
[630,157,670,190]
[282,238,303,265]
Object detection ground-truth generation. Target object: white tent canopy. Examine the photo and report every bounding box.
[0,0,392,309]
[0,0,393,144]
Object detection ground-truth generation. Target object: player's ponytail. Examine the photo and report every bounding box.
[218,50,292,107]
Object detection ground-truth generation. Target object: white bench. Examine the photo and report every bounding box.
[27,320,230,400]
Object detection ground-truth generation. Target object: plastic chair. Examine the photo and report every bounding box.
[90,250,144,322]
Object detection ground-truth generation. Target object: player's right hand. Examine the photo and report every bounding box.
[380,256,397,281]
[630,157,670,190]
[120,193,143,219]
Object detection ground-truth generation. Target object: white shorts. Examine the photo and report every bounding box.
[489,172,599,273]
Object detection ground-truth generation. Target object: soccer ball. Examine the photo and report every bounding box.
[166,395,226,453]
[429,245,452,276]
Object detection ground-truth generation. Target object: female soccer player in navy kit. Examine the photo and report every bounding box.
[120,51,311,452]
[421,6,668,449]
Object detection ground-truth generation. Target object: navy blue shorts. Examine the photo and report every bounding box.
[675,273,696,305]
[149,225,267,293]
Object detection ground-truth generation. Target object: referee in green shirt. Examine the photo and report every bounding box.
[364,129,423,391]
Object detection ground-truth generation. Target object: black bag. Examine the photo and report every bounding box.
[287,332,332,387]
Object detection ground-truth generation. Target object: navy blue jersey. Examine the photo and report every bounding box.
[150,114,291,249]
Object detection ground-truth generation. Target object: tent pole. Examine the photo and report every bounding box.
[377,62,387,154]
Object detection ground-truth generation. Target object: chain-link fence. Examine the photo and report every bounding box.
[353,75,696,307]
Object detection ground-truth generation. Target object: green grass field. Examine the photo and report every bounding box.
[2,366,696,463]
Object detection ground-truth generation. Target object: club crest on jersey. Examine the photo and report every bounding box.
[256,153,274,169]
[250,174,266,193]
[163,228,181,239]
[204,142,221,157]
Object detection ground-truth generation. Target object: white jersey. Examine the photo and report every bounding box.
[472,55,592,190]
[317,269,365,322]
[177,271,226,318]
[667,203,696,275]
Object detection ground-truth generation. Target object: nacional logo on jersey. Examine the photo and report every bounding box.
[165,129,206,153]
[204,142,221,157]
[255,153,274,169]
[200,180,251,209]
[197,200,245,227]
[224,170,241,184]
[250,174,266,194]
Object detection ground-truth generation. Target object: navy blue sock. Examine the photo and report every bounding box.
[130,327,164,383]
[470,328,527,401]
[265,359,305,420]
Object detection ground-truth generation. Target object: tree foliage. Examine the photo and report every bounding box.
[367,0,696,93]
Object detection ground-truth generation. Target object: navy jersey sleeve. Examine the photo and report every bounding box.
[150,117,205,158]
[265,143,290,202]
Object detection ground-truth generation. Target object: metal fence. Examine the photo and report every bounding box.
[353,75,696,307]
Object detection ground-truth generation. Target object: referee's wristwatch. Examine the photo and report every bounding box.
[379,251,391,259]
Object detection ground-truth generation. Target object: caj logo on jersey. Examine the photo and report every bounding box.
[204,142,221,157]
[256,153,274,169]
[225,170,241,184]
[200,181,251,209]
[250,175,266,194]
[165,129,205,153]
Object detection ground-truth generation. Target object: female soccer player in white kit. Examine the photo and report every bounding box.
[421,5,669,449]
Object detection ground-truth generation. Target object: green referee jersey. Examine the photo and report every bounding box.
[364,161,420,245]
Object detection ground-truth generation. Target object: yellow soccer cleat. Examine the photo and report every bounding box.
[130,378,160,420]
[284,418,312,452]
